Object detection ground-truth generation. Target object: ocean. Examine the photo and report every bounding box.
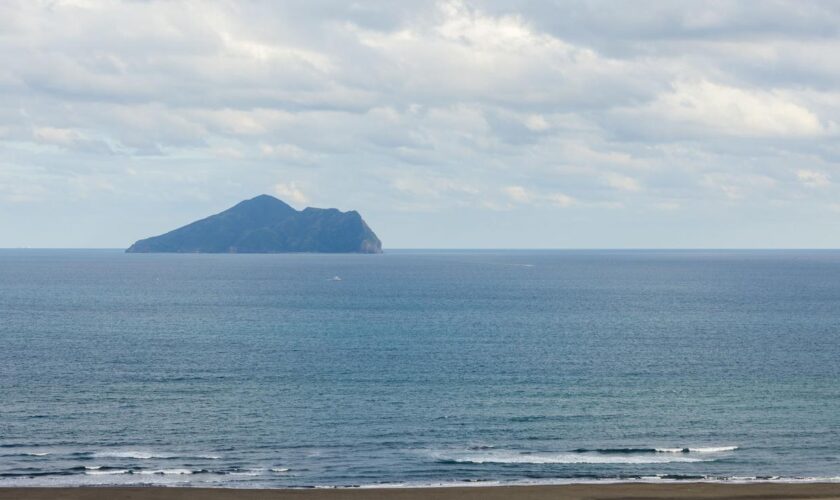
[1,249,839,488]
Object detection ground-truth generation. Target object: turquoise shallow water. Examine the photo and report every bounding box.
[1,249,839,487]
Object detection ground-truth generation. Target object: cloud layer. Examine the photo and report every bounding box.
[3,0,840,247]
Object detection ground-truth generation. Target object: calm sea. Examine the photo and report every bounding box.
[1,250,839,487]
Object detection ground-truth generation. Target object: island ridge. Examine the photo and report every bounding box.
[126,195,382,254]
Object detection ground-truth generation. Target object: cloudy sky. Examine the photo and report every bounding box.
[3,0,840,248]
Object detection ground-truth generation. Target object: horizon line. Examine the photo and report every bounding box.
[5,247,840,252]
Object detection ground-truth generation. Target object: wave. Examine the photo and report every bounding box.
[226,468,267,476]
[85,469,131,476]
[0,471,77,478]
[681,446,738,453]
[435,451,710,464]
[355,476,840,488]
[78,466,126,471]
[271,468,290,473]
[83,468,205,476]
[88,451,221,460]
[137,469,196,475]
[0,452,51,457]
[3,469,840,488]
[573,446,738,455]
[433,445,738,465]
[4,450,222,460]
[91,451,173,459]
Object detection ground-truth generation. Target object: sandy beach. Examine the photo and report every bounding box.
[2,484,840,500]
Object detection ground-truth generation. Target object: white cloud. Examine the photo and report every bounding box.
[260,143,318,164]
[503,185,532,203]
[523,114,550,132]
[796,169,830,188]
[274,182,309,205]
[33,126,83,146]
[702,173,777,200]
[641,80,827,138]
[393,176,479,197]
[547,192,576,207]
[604,173,641,192]
[504,186,576,208]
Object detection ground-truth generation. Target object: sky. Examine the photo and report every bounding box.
[3,1,840,248]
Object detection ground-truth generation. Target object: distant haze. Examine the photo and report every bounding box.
[3,1,840,248]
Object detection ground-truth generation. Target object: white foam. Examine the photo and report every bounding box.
[137,469,193,475]
[437,450,708,464]
[3,474,840,489]
[356,476,840,489]
[92,451,172,459]
[687,446,738,453]
[89,450,220,460]
[654,446,738,453]
[85,469,129,475]
[271,468,290,473]
[0,471,226,488]
[229,468,265,476]
[23,452,50,456]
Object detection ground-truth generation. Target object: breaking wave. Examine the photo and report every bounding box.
[573,446,739,454]
[434,450,712,464]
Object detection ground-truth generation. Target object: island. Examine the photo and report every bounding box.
[125,194,382,253]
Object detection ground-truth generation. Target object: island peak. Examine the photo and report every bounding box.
[126,195,382,254]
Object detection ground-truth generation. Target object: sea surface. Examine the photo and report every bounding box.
[1,249,839,488]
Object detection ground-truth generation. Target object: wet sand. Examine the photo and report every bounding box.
[2,483,840,500]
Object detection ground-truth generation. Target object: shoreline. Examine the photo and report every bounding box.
[2,483,840,500]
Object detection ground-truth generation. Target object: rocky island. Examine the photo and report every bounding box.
[126,194,382,253]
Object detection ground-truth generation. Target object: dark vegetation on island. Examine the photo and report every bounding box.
[126,194,382,254]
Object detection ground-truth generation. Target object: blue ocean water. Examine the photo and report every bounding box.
[1,249,839,488]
